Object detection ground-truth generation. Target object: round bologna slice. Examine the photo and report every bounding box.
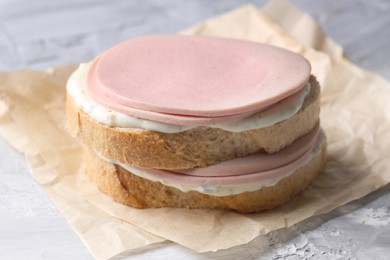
[175,123,319,177]
[87,35,310,123]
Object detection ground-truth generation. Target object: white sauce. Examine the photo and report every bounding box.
[94,133,324,196]
[67,63,311,133]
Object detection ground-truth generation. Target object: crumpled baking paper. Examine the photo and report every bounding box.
[1,0,389,259]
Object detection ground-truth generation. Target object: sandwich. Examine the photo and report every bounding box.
[66,35,326,213]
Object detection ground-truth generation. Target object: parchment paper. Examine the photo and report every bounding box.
[1,0,390,258]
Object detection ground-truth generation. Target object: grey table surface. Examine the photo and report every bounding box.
[0,0,389,259]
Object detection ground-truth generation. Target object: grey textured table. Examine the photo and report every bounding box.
[1,1,389,259]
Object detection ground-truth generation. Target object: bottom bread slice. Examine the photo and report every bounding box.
[83,136,326,213]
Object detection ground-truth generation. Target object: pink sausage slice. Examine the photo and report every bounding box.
[87,35,310,124]
[176,123,319,177]
[137,126,321,186]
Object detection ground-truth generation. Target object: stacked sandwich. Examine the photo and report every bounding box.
[66,35,326,213]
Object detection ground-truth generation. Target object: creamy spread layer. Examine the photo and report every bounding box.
[67,63,311,133]
[96,128,324,196]
[85,35,311,125]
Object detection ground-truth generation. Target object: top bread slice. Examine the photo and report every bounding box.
[66,76,320,170]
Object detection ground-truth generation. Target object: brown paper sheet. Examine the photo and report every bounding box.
[1,0,390,258]
[0,65,165,260]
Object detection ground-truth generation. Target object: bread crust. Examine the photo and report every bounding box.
[83,135,326,213]
[67,76,320,169]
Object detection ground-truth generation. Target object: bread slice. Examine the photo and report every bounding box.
[83,132,326,213]
[67,76,320,170]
